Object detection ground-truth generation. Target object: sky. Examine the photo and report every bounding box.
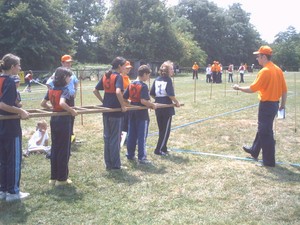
[167,0,300,43]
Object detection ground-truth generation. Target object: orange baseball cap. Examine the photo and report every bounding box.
[61,54,73,62]
[253,46,272,55]
[125,61,133,69]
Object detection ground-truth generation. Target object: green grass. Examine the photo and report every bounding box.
[1,72,300,224]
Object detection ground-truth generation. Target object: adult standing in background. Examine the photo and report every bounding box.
[0,53,30,202]
[238,63,245,83]
[206,64,212,83]
[192,62,199,80]
[233,46,287,167]
[227,64,234,83]
[46,55,79,143]
[211,61,218,83]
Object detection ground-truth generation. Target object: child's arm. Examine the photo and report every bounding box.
[141,99,157,110]
[59,98,78,117]
[93,89,103,103]
[0,102,29,119]
[35,129,47,146]
[116,88,127,112]
[40,99,52,110]
[169,96,180,107]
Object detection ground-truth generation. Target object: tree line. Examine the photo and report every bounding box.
[0,0,299,71]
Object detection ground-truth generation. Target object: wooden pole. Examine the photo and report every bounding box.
[295,72,297,133]
[224,70,227,97]
[79,70,83,126]
[236,71,239,95]
[0,103,184,120]
[194,77,196,102]
[210,78,213,99]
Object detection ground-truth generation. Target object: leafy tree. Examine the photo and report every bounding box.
[175,0,226,63]
[169,11,207,66]
[272,26,300,71]
[0,0,74,70]
[66,0,106,63]
[95,0,184,63]
[222,3,261,66]
[175,0,261,66]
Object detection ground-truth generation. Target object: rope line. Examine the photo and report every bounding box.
[168,147,300,168]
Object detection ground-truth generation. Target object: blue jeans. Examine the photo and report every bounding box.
[126,118,149,160]
[103,115,123,169]
[251,101,279,166]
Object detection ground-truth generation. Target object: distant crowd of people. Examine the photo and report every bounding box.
[192,61,255,84]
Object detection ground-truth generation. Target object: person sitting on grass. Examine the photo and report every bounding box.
[23,120,50,157]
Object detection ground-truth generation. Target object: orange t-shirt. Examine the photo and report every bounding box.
[192,64,199,70]
[250,61,287,101]
[122,75,131,90]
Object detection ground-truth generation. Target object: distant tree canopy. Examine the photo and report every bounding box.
[0,0,74,70]
[272,26,300,71]
[0,0,299,70]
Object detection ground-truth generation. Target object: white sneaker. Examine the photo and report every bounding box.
[6,191,30,202]
[120,131,127,147]
[0,191,6,200]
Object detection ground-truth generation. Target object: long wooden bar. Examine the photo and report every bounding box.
[0,103,183,120]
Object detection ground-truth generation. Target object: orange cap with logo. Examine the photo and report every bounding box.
[253,46,272,55]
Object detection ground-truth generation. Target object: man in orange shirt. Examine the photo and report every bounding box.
[211,61,219,83]
[192,62,199,79]
[233,46,287,167]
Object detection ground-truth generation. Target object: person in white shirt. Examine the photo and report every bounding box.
[24,120,50,156]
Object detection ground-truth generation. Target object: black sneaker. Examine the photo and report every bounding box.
[243,145,258,160]
[242,145,252,154]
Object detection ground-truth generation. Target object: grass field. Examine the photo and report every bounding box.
[0,71,299,224]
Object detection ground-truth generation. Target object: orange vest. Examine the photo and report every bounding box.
[128,83,142,103]
[103,74,118,93]
[49,89,63,111]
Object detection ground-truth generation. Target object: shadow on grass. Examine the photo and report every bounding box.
[103,169,141,185]
[44,185,84,202]
[0,201,29,224]
[133,163,168,175]
[102,163,169,184]
[160,152,190,164]
[254,164,300,183]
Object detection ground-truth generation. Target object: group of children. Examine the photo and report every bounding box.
[93,57,180,169]
[0,53,180,201]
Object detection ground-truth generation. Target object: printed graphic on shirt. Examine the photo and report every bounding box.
[155,80,167,97]
[129,83,142,103]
